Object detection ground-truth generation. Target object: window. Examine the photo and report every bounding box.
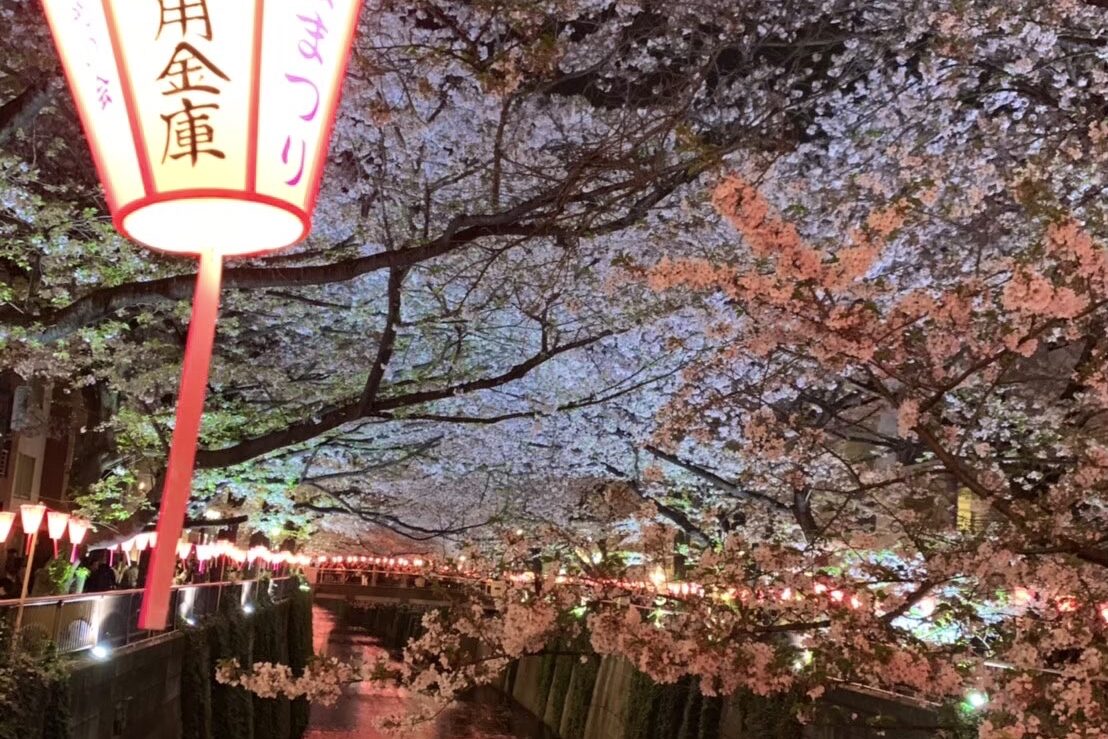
[12,452,36,499]
[957,487,987,533]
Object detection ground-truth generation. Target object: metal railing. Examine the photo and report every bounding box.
[0,576,297,655]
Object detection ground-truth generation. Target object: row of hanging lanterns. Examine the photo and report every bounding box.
[303,551,1108,627]
[0,505,91,562]
[41,0,366,629]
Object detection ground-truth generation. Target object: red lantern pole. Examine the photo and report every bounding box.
[138,249,222,630]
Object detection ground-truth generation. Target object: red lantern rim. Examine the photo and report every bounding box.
[115,189,311,259]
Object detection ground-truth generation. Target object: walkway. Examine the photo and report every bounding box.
[305,602,553,739]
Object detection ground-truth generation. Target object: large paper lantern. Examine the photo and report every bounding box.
[41,0,364,629]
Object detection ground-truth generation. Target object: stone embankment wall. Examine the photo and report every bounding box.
[505,653,948,739]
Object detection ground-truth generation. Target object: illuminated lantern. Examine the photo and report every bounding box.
[0,512,15,544]
[176,541,193,560]
[46,511,70,558]
[41,0,365,629]
[133,533,151,552]
[67,518,90,563]
[19,504,46,556]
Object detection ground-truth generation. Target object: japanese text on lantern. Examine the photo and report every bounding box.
[281,3,332,187]
[70,1,114,110]
[156,0,227,165]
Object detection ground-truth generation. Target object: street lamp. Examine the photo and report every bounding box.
[41,1,365,629]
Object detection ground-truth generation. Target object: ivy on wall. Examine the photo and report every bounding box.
[180,589,314,739]
[0,623,70,739]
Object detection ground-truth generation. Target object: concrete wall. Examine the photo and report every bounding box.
[504,653,949,739]
[68,634,184,739]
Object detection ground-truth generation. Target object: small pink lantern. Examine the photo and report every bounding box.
[19,504,46,555]
[67,518,90,563]
[0,511,16,544]
[46,510,70,558]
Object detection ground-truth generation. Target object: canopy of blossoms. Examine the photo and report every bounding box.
[2,0,1108,735]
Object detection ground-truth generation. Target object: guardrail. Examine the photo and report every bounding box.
[0,576,297,655]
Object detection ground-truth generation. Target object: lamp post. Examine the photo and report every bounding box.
[41,0,365,629]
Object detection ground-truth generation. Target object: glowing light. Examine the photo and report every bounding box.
[966,690,988,710]
[67,518,90,545]
[176,541,193,560]
[242,603,255,615]
[1012,587,1033,606]
[1055,596,1078,613]
[1099,603,1108,625]
[66,518,90,562]
[0,512,16,543]
[203,509,222,521]
[829,589,845,603]
[19,504,46,534]
[46,511,70,557]
[90,644,111,661]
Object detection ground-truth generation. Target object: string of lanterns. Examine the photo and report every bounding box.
[0,505,93,563]
[305,553,1108,627]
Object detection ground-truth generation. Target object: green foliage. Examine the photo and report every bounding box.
[251,600,291,739]
[209,597,255,739]
[653,679,690,739]
[72,466,146,523]
[625,668,661,739]
[180,627,213,739]
[560,656,599,739]
[730,690,803,739]
[698,693,722,739]
[544,656,574,732]
[181,595,311,739]
[286,590,314,738]
[536,652,557,716]
[677,682,703,739]
[31,558,83,596]
[0,621,69,739]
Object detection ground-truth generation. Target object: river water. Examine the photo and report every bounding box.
[305,605,552,739]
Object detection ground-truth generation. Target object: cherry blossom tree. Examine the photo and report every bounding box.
[3,0,1108,733]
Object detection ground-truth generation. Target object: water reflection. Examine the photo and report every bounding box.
[305,605,552,739]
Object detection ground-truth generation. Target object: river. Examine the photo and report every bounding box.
[305,605,553,739]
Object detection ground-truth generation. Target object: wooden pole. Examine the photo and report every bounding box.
[14,527,39,637]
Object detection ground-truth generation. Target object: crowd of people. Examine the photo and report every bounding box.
[0,544,292,599]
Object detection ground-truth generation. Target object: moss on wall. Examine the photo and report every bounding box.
[544,656,574,732]
[287,589,314,738]
[179,591,313,739]
[559,655,599,739]
[180,627,213,739]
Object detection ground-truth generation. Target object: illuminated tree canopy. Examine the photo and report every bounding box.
[3,0,1108,734]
